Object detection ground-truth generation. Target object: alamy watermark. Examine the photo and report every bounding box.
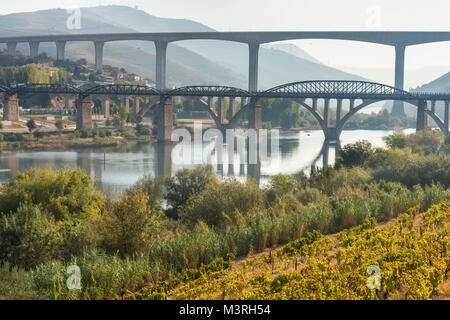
[66,264,81,290]
[366,265,381,290]
[66,8,81,30]
[171,122,280,168]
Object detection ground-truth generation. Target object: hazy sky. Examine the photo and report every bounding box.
[1,0,449,87]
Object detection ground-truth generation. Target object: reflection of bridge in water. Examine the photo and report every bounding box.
[153,137,341,185]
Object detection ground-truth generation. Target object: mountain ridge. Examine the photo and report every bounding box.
[0,5,366,88]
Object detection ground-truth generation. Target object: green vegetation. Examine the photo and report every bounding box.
[0,130,448,300]
[134,202,448,300]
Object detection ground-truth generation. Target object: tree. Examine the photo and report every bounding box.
[55,119,64,133]
[26,119,37,133]
[335,140,374,168]
[385,133,407,149]
[165,165,215,219]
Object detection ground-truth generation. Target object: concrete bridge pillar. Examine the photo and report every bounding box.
[29,41,40,58]
[336,99,343,122]
[312,98,318,112]
[444,101,449,135]
[2,94,19,121]
[120,96,130,113]
[349,99,355,110]
[157,96,173,143]
[228,97,236,120]
[217,97,225,124]
[56,41,66,61]
[94,41,104,71]
[241,97,247,109]
[323,98,330,127]
[64,95,75,110]
[416,100,428,132]
[76,96,93,130]
[322,142,330,168]
[6,42,17,55]
[248,42,260,92]
[101,96,110,119]
[430,100,436,113]
[392,44,406,117]
[134,97,140,115]
[248,97,262,132]
[155,41,168,90]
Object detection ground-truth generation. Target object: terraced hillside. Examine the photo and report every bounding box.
[128,202,450,300]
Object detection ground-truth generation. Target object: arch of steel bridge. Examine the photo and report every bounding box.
[228,98,328,134]
[262,80,413,97]
[138,97,161,117]
[336,99,448,136]
[81,84,161,97]
[165,85,250,98]
[195,97,221,127]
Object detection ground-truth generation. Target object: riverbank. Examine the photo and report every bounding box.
[0,130,154,151]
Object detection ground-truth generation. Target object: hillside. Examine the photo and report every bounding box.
[128,202,450,300]
[0,5,365,88]
[413,71,450,93]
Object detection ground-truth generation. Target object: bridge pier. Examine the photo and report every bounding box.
[56,41,66,61]
[416,100,428,132]
[336,99,343,122]
[445,101,449,135]
[217,97,225,124]
[120,95,130,113]
[134,97,140,115]
[101,96,110,119]
[324,127,339,141]
[349,99,355,110]
[248,42,260,92]
[312,98,318,111]
[392,44,406,117]
[29,41,40,58]
[94,41,104,71]
[323,98,330,127]
[155,41,168,90]
[157,96,174,143]
[2,94,19,121]
[76,96,93,130]
[228,97,236,120]
[7,42,17,55]
[248,97,262,133]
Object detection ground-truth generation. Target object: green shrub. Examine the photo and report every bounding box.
[165,165,215,218]
[102,187,163,257]
[180,178,264,229]
[0,168,104,220]
[0,204,62,268]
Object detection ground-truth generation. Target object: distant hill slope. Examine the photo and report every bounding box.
[413,71,450,93]
[0,5,365,88]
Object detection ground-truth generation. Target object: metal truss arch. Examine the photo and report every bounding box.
[262,80,414,100]
[166,85,251,98]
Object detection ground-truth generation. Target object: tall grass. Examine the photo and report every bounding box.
[30,182,449,299]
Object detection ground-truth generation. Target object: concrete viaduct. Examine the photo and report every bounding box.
[0,32,449,140]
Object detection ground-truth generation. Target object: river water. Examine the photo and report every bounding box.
[0,128,415,192]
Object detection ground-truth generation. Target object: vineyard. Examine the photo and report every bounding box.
[127,201,450,300]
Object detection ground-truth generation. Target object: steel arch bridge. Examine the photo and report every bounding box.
[260,80,414,100]
[1,80,449,138]
[80,84,161,98]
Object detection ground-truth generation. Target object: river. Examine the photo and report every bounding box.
[0,128,415,192]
